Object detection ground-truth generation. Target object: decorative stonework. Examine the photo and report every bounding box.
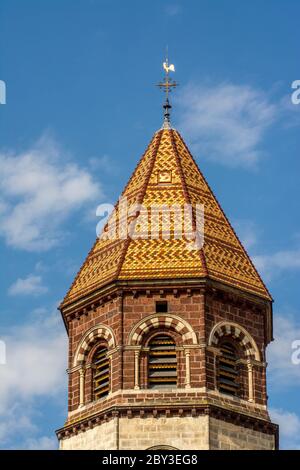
[60,129,271,311]
[128,313,198,346]
[208,321,260,361]
[73,324,116,367]
[57,125,277,450]
[57,404,278,450]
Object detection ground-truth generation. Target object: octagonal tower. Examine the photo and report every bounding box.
[56,86,278,450]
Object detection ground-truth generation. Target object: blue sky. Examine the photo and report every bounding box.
[0,0,300,449]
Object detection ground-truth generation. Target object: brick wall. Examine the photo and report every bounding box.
[67,290,207,411]
[67,288,268,412]
[204,291,267,406]
[59,285,276,450]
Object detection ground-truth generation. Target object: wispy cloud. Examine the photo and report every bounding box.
[268,313,300,449]
[232,219,300,281]
[8,274,48,296]
[0,406,37,444]
[233,219,260,251]
[0,308,67,448]
[21,436,58,450]
[88,154,120,176]
[253,249,300,280]
[267,314,300,387]
[0,134,101,251]
[176,82,277,168]
[270,408,300,449]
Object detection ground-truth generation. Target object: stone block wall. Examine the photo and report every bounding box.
[209,417,275,450]
[59,415,276,450]
[60,418,118,450]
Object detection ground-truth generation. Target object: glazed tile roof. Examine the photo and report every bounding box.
[61,128,271,308]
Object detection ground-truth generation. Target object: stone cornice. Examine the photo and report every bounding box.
[56,403,279,447]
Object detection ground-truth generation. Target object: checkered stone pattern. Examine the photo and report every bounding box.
[211,323,257,360]
[130,314,198,346]
[75,327,115,366]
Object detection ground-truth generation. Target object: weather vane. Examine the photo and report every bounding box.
[157,50,178,127]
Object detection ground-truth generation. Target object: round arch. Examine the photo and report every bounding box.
[73,324,116,367]
[128,313,198,346]
[208,321,260,361]
[147,445,179,450]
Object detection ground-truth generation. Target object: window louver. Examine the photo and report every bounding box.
[148,335,177,389]
[218,342,239,396]
[93,346,109,400]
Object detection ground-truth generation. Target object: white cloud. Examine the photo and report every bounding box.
[8,274,48,296]
[270,408,300,438]
[22,436,58,450]
[253,249,300,280]
[267,314,300,387]
[0,406,37,443]
[0,134,101,251]
[233,219,259,251]
[175,82,277,168]
[0,312,67,406]
[262,312,300,449]
[34,261,48,273]
[88,155,120,176]
[0,308,67,448]
[230,220,300,281]
[270,408,300,449]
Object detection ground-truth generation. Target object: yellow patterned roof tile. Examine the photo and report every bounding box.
[61,128,271,308]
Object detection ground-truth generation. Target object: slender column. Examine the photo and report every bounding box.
[108,355,112,394]
[134,349,140,390]
[184,349,191,389]
[213,351,217,390]
[247,360,254,402]
[79,367,85,407]
[207,346,221,390]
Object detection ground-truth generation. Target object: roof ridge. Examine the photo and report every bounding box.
[175,130,272,301]
[169,129,209,277]
[116,130,164,279]
[60,131,163,309]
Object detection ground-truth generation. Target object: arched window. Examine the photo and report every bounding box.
[148,334,177,389]
[92,346,110,400]
[217,342,239,396]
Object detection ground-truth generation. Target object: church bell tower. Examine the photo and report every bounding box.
[56,60,278,450]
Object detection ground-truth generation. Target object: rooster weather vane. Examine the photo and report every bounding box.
[157,52,178,128]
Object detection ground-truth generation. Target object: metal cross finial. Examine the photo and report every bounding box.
[156,50,178,128]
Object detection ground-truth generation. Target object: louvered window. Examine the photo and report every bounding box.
[218,342,239,396]
[148,335,177,389]
[93,346,110,400]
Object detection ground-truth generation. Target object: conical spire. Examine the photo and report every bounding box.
[60,128,271,310]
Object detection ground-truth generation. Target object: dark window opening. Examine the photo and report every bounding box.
[148,334,177,389]
[217,342,239,396]
[156,301,168,313]
[92,346,110,400]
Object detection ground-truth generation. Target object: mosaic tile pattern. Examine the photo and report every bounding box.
[61,129,271,308]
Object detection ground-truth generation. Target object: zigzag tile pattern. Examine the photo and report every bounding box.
[61,128,271,308]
